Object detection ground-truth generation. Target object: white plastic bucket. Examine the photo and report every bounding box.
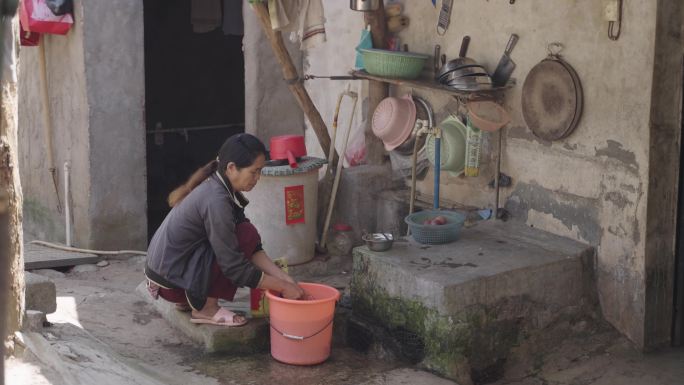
[245,167,320,265]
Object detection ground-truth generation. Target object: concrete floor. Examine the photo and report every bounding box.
[6,252,684,385]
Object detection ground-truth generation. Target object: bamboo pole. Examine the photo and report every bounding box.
[364,1,389,165]
[38,39,62,212]
[251,2,337,166]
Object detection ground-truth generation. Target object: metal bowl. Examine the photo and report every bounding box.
[362,233,394,252]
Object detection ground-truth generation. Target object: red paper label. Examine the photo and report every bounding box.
[284,185,305,225]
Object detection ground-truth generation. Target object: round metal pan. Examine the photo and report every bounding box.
[558,57,583,139]
[522,55,583,141]
[438,65,489,84]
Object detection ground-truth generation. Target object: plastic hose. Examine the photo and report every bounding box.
[30,240,146,256]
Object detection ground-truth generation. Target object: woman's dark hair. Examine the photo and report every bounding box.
[168,133,267,207]
[217,133,268,173]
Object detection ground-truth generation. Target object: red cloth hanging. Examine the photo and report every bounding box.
[19,0,73,35]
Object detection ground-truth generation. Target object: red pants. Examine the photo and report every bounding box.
[158,222,260,306]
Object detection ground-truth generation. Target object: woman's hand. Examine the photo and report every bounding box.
[281,281,305,300]
[258,273,304,299]
[281,273,297,285]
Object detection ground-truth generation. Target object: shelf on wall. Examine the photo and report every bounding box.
[350,70,513,99]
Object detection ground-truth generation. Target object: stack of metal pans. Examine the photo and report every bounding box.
[435,36,492,91]
[437,64,492,91]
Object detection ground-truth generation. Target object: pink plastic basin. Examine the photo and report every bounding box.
[266,283,340,365]
[371,95,417,151]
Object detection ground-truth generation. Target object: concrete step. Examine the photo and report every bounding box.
[135,282,269,354]
[25,271,57,314]
[351,220,595,384]
[136,281,351,354]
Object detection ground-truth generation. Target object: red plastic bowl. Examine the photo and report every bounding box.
[270,135,307,168]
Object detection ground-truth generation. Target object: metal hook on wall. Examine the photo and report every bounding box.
[608,0,623,41]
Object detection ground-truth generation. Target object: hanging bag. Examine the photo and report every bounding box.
[19,0,73,35]
[45,0,72,16]
[19,19,40,46]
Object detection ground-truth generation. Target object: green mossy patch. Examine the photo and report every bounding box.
[351,252,527,382]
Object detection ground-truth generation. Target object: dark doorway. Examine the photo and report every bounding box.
[143,0,245,238]
[674,58,684,347]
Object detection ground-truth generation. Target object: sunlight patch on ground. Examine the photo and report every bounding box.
[47,296,83,328]
[4,357,55,385]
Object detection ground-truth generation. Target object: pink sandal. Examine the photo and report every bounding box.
[190,307,247,327]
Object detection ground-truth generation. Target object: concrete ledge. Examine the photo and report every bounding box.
[351,220,595,384]
[135,282,269,354]
[25,271,57,314]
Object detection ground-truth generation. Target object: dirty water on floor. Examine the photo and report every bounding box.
[189,349,401,385]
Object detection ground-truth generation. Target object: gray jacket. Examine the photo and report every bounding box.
[146,174,262,301]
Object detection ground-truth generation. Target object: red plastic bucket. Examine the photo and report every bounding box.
[266,283,340,365]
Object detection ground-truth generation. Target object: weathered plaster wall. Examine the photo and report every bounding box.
[19,0,146,249]
[19,0,89,245]
[3,15,24,338]
[302,1,366,161]
[303,0,677,348]
[243,1,305,141]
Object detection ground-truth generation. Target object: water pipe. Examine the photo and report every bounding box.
[407,96,434,218]
[64,162,71,247]
[408,122,430,220]
[30,240,146,256]
[433,128,441,210]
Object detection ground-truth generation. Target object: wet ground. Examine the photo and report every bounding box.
[190,349,399,385]
[6,252,684,385]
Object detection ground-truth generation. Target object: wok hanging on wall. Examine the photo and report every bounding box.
[522,43,583,141]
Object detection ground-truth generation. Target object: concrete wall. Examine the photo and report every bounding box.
[243,1,305,141]
[19,1,89,245]
[19,0,146,249]
[3,15,25,338]
[302,0,681,348]
[302,2,366,161]
[82,0,146,249]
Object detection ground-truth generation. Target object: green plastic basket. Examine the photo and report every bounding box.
[358,48,429,79]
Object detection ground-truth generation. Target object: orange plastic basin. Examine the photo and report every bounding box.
[266,282,340,365]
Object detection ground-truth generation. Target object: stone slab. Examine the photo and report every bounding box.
[353,220,594,315]
[351,220,595,383]
[25,272,57,314]
[135,282,269,353]
[22,310,47,332]
[24,244,100,270]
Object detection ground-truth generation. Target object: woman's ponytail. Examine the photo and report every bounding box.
[167,160,218,207]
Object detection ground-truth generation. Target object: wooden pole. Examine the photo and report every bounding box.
[364,1,389,165]
[251,2,337,165]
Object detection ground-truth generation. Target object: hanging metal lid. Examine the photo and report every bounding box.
[522,43,583,141]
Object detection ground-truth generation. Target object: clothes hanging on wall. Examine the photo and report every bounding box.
[267,0,326,50]
[222,0,244,36]
[191,0,222,33]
